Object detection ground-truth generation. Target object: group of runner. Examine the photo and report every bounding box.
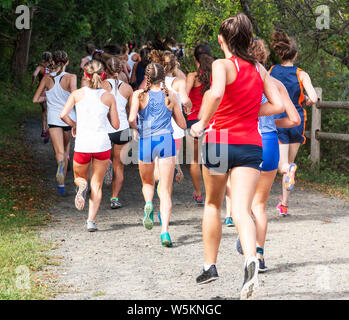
[32,13,317,300]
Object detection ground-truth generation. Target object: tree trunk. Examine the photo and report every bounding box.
[12,5,34,82]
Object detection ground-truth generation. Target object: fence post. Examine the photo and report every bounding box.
[311,87,322,167]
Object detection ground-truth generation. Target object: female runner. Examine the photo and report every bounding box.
[129,63,186,247]
[60,60,119,232]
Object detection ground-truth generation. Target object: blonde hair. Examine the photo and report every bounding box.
[84,60,104,89]
[139,63,171,106]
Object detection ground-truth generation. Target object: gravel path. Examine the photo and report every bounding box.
[25,119,349,300]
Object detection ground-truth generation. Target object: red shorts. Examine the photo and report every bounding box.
[73,150,111,164]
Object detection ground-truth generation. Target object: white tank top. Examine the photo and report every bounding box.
[165,76,185,139]
[46,72,76,126]
[74,87,112,153]
[106,79,129,133]
[127,52,137,77]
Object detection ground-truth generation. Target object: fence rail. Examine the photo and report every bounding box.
[307,88,349,166]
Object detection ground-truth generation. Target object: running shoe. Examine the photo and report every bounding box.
[143,201,154,230]
[192,192,204,205]
[284,163,297,191]
[240,256,259,300]
[110,197,122,209]
[224,217,234,227]
[74,178,88,211]
[57,185,65,195]
[86,220,98,232]
[104,161,113,185]
[43,130,49,144]
[258,259,268,273]
[276,202,288,216]
[196,265,219,285]
[161,232,173,247]
[236,236,243,255]
[158,212,162,226]
[174,164,184,184]
[56,160,65,186]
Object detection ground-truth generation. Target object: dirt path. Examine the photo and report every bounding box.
[25,119,349,300]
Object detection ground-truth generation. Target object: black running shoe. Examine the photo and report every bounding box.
[258,258,268,273]
[196,265,219,285]
[240,257,259,300]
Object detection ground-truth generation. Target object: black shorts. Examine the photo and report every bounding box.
[203,143,263,174]
[108,129,132,145]
[48,124,72,132]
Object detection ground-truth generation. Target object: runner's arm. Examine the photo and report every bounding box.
[176,78,192,114]
[186,72,195,95]
[128,90,142,129]
[300,71,318,105]
[31,66,41,86]
[103,93,119,131]
[60,92,77,127]
[259,64,284,116]
[171,91,187,130]
[32,76,47,103]
[190,59,226,137]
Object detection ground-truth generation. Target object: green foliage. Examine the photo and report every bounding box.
[0,79,57,299]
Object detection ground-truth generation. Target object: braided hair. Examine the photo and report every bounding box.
[139,63,171,106]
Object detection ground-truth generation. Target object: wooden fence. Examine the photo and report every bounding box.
[305,87,349,166]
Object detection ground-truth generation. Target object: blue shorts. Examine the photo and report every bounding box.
[138,134,176,163]
[203,143,263,174]
[261,132,279,171]
[277,113,306,144]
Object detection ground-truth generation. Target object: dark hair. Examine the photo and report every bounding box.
[103,44,121,55]
[270,31,298,62]
[92,51,114,69]
[219,13,256,65]
[140,47,150,67]
[42,51,52,63]
[52,50,68,75]
[139,63,171,106]
[249,39,270,65]
[194,44,214,95]
[86,43,95,55]
[128,40,136,52]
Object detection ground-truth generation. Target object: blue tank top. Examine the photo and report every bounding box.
[138,90,173,138]
[259,94,277,134]
[270,65,305,118]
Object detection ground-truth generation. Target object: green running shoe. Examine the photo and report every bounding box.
[143,201,154,230]
[161,232,173,247]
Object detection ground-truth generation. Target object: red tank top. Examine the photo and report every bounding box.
[205,56,263,147]
[188,84,204,121]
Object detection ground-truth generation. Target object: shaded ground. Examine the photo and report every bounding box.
[25,119,349,300]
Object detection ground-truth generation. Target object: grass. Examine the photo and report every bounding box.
[296,148,349,201]
[0,79,56,299]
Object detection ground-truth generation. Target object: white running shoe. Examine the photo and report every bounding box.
[240,256,259,300]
